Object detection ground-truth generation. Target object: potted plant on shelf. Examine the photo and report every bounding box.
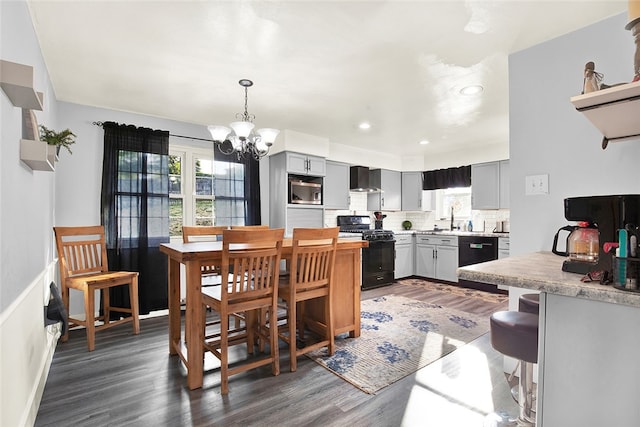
[39,125,76,157]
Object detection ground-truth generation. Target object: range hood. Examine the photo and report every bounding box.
[350,166,379,192]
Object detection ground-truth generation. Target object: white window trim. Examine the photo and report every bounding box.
[169,143,215,240]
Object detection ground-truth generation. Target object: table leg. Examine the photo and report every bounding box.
[168,258,181,355]
[185,259,204,390]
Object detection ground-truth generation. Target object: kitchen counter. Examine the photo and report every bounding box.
[458,251,640,308]
[395,230,509,238]
[458,251,640,426]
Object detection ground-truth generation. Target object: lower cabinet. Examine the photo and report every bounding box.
[394,234,414,279]
[415,235,458,282]
[285,206,323,235]
[498,237,510,259]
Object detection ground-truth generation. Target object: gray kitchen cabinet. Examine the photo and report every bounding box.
[498,237,510,259]
[401,172,435,211]
[367,168,401,211]
[471,160,509,209]
[269,152,324,232]
[394,233,414,279]
[286,151,326,176]
[499,160,510,208]
[285,206,324,236]
[324,160,350,209]
[415,235,458,282]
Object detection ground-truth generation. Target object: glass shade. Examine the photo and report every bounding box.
[256,128,280,145]
[207,125,231,142]
[229,121,255,138]
[230,136,242,150]
[255,139,268,151]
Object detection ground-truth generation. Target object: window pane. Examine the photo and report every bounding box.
[195,198,213,225]
[169,198,183,237]
[195,157,213,196]
[169,155,182,194]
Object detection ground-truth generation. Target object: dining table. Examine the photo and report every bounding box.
[159,237,368,390]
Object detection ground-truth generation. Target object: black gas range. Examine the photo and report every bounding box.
[337,215,395,289]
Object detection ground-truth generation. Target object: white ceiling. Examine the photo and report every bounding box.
[27,1,626,160]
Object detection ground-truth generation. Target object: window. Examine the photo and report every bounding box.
[169,145,247,238]
[436,187,472,220]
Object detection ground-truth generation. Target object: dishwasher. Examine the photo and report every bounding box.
[457,236,503,293]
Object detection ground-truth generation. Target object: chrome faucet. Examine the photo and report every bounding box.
[450,206,454,230]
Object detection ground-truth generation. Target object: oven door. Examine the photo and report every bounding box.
[362,240,395,289]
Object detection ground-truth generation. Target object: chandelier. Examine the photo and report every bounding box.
[207,79,279,160]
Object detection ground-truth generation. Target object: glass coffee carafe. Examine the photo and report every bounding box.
[567,222,599,263]
[552,221,599,263]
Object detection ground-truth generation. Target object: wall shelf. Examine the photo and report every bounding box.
[20,139,56,171]
[0,59,43,110]
[570,80,640,148]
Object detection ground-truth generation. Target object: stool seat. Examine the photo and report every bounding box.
[490,311,538,363]
[519,293,540,315]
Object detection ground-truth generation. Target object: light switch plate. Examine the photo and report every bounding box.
[525,174,549,195]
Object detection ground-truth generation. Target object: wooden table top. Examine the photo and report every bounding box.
[160,238,368,261]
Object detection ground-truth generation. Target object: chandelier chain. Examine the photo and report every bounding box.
[236,85,255,123]
[208,78,278,161]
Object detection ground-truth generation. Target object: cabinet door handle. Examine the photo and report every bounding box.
[382,197,385,207]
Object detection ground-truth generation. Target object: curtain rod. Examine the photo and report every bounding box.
[92,121,214,143]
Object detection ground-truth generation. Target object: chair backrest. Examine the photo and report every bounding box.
[290,227,339,292]
[230,225,269,230]
[220,228,284,303]
[182,225,228,243]
[53,226,109,281]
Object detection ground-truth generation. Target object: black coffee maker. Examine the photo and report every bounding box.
[559,195,640,274]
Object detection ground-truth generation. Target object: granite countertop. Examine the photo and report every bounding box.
[457,251,640,308]
[395,230,509,238]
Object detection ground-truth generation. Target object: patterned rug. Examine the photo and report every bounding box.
[307,295,490,394]
[396,278,509,304]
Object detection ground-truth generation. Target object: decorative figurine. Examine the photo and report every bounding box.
[627,0,640,81]
[582,61,603,93]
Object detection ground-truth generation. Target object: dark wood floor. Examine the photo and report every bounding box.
[35,280,515,426]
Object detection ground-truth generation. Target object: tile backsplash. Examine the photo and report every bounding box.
[324,192,509,232]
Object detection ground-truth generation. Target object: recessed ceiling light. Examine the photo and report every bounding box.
[358,122,371,130]
[419,140,430,145]
[459,85,484,96]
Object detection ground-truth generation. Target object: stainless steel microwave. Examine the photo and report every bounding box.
[289,175,322,205]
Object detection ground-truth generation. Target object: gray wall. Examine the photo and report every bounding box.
[509,12,639,257]
[1,0,58,312]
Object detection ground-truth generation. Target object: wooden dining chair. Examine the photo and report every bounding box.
[182,225,228,242]
[278,227,339,372]
[182,225,243,331]
[53,225,140,351]
[230,225,269,230]
[201,228,284,394]
[182,225,228,280]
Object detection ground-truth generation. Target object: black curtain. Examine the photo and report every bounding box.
[100,121,170,315]
[422,165,471,190]
[214,150,262,226]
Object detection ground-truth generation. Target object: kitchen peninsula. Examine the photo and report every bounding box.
[458,251,640,426]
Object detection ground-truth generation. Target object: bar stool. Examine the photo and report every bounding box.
[518,293,540,315]
[489,311,538,426]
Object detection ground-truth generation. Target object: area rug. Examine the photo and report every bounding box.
[307,295,489,394]
[396,278,508,304]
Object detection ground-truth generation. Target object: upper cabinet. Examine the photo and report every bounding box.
[367,169,401,211]
[570,81,640,149]
[286,152,326,176]
[499,160,510,209]
[324,161,350,209]
[471,160,509,209]
[401,172,435,211]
